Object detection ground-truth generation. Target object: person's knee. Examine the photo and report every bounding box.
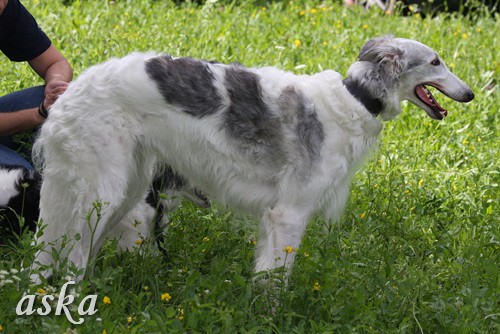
[0,145,34,170]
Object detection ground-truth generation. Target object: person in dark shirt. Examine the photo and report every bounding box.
[0,0,72,170]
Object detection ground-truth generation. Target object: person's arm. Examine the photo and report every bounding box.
[0,0,8,15]
[0,108,45,136]
[0,45,72,136]
[29,44,73,109]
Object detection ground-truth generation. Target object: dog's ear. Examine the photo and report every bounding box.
[358,36,390,63]
[359,36,406,80]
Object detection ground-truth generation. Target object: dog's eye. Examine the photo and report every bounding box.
[431,58,441,66]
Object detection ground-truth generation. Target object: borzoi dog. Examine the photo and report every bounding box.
[31,36,474,282]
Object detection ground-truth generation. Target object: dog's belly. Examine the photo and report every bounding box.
[148,115,280,215]
[163,143,279,215]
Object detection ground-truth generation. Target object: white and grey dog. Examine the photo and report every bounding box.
[32,36,474,281]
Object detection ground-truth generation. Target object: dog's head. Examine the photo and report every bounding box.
[348,36,474,121]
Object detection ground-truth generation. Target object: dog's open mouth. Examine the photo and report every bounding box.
[415,85,448,120]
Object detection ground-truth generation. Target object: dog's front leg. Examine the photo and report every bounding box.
[254,206,310,276]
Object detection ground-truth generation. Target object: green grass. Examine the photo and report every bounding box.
[1,0,499,333]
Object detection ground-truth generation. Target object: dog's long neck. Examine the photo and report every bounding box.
[342,77,383,116]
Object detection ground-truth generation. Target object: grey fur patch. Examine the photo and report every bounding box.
[155,165,188,191]
[147,165,210,209]
[145,55,223,118]
[278,86,324,161]
[223,67,284,162]
[406,57,427,69]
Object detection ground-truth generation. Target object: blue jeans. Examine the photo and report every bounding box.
[0,86,45,170]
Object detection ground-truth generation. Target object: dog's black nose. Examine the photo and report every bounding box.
[466,91,475,102]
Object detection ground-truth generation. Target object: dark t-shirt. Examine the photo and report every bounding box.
[0,0,51,61]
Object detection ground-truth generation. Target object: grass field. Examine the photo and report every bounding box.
[0,0,498,333]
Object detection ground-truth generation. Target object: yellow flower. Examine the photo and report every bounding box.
[313,282,321,291]
[0,324,3,332]
[161,292,172,302]
[303,252,310,258]
[127,316,133,324]
[299,10,306,16]
[294,39,301,47]
[103,296,111,304]
[102,330,107,334]
[310,8,318,14]
[282,245,294,254]
[135,239,143,245]
[362,24,369,29]
[418,179,424,188]
[202,236,210,242]
[462,33,468,39]
[178,308,184,320]
[360,213,366,219]
[37,288,47,295]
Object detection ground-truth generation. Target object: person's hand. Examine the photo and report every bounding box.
[0,0,9,15]
[43,80,69,109]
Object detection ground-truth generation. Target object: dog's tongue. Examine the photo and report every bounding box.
[416,85,448,119]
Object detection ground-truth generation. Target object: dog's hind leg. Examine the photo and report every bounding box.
[34,175,126,281]
[33,138,155,282]
[67,153,155,279]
